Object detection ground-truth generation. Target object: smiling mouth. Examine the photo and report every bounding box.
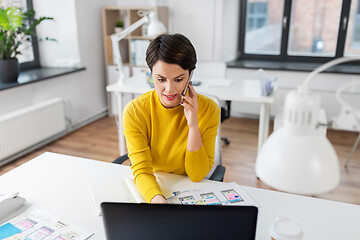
[163,94,177,100]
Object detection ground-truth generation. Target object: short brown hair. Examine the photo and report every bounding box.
[146,34,197,73]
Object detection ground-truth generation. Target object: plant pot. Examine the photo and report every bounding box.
[0,58,19,83]
[114,27,124,33]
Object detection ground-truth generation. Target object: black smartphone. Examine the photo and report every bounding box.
[180,71,194,104]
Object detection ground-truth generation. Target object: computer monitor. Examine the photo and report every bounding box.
[101,202,258,240]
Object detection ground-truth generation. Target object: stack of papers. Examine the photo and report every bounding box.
[0,209,93,240]
[89,173,258,216]
[89,175,173,216]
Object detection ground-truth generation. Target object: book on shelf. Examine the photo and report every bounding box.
[130,39,150,66]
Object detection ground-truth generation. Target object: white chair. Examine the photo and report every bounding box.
[331,81,360,168]
[194,61,231,146]
[201,92,225,181]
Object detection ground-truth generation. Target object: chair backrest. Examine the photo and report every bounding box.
[199,92,223,179]
[332,81,360,132]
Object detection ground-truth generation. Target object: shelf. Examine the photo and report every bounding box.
[102,6,169,73]
[102,6,168,114]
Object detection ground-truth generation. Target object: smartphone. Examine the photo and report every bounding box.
[221,189,244,203]
[200,192,222,205]
[180,70,194,104]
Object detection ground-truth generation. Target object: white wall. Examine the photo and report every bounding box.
[0,0,117,127]
[166,0,217,60]
[34,0,81,67]
[220,0,239,61]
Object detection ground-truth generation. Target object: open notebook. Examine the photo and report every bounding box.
[89,174,173,216]
[89,172,258,216]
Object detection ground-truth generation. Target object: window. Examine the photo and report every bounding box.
[345,0,360,55]
[4,0,40,70]
[244,1,284,55]
[355,3,360,43]
[247,2,268,31]
[238,0,360,63]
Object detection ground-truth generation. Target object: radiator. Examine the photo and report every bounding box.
[0,98,67,161]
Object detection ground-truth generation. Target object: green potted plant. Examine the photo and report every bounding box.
[0,4,53,83]
[114,20,124,33]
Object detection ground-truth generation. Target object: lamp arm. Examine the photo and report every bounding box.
[302,57,360,91]
[110,15,149,83]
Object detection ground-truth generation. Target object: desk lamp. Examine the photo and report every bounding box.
[256,57,360,195]
[111,10,166,85]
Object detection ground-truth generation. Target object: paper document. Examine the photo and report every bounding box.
[89,174,174,216]
[89,172,259,216]
[0,209,93,240]
[166,182,258,207]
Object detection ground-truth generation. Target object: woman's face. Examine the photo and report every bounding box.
[152,60,190,108]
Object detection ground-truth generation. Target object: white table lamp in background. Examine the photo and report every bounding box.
[111,10,166,85]
[256,57,360,195]
[110,10,166,155]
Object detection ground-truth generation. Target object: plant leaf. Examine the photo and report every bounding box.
[0,8,9,29]
[6,7,22,29]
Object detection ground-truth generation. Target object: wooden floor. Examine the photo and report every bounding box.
[1,116,359,205]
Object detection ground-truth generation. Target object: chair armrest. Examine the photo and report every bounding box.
[113,154,129,165]
[209,165,226,182]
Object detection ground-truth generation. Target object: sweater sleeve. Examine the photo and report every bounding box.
[123,102,163,203]
[184,99,220,182]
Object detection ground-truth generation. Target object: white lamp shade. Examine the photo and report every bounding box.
[256,88,340,195]
[256,121,340,195]
[147,11,166,37]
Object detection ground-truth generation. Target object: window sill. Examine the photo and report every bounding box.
[0,67,86,91]
[226,59,360,75]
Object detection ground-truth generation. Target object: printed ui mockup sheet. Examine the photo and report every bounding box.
[166,182,258,207]
[0,209,93,240]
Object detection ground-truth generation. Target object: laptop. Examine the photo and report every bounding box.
[101,202,258,240]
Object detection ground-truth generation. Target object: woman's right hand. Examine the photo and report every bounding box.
[151,194,167,204]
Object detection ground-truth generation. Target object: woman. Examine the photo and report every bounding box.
[123,34,220,203]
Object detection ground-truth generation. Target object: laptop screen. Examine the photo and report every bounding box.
[101,202,258,240]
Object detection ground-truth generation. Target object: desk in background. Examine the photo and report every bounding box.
[0,152,359,239]
[107,74,274,155]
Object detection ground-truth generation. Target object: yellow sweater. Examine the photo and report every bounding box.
[123,90,220,202]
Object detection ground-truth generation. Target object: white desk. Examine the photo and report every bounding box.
[107,74,274,155]
[1,152,359,239]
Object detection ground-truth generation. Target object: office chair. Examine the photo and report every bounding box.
[221,100,231,145]
[193,61,231,146]
[113,94,226,182]
[331,81,360,168]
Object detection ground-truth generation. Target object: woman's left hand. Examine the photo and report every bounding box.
[181,83,198,128]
